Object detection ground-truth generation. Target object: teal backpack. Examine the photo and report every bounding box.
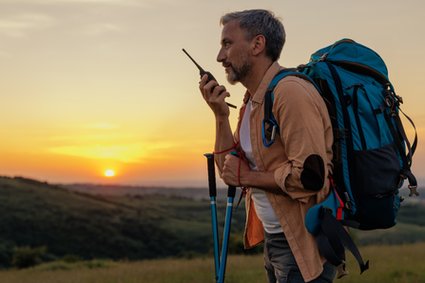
[263,38,418,274]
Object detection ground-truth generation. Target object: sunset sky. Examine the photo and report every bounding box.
[0,0,424,187]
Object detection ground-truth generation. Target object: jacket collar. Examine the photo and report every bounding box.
[248,62,283,105]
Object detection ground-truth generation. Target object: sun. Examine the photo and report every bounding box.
[104,169,115,178]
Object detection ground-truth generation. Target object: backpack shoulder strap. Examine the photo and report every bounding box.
[263,69,318,147]
[266,68,316,92]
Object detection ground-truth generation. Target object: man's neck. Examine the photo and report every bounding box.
[241,59,274,95]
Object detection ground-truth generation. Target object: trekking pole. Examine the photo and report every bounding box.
[217,185,236,283]
[204,153,220,281]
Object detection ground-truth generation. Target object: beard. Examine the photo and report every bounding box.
[225,54,251,85]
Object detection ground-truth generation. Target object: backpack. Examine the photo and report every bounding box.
[263,38,418,274]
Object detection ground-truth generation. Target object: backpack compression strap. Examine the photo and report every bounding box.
[305,186,369,276]
[317,208,370,275]
[394,109,418,194]
[381,85,418,193]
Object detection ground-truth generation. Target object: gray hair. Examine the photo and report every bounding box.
[220,9,285,61]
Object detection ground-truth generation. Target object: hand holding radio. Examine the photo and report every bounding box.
[182,48,237,110]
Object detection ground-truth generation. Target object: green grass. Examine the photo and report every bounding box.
[1,243,425,283]
[355,222,425,245]
[0,176,246,263]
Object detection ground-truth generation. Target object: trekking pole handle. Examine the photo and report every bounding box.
[204,153,217,197]
[228,186,236,198]
[229,150,239,197]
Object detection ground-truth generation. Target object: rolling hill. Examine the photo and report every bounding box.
[0,176,247,268]
[0,175,424,269]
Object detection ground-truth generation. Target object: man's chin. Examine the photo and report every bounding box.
[226,74,239,85]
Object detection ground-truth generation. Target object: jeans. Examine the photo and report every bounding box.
[264,231,336,283]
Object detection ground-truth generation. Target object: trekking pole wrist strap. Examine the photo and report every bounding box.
[213,142,239,155]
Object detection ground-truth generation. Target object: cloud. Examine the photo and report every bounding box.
[0,0,144,6]
[46,140,181,163]
[42,123,183,163]
[0,13,54,38]
[48,143,147,163]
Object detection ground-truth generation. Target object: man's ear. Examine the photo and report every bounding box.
[251,34,266,56]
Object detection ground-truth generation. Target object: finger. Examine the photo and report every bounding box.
[218,92,230,99]
[209,87,229,105]
[203,80,218,92]
[223,155,235,169]
[222,169,237,187]
[201,80,219,100]
[224,155,238,174]
[205,79,218,89]
[222,164,231,178]
[212,85,226,96]
[199,74,209,91]
[224,153,233,163]
[199,74,209,85]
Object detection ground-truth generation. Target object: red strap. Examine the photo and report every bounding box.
[329,175,345,220]
[213,142,239,155]
[235,187,248,209]
[216,98,250,188]
[336,203,344,221]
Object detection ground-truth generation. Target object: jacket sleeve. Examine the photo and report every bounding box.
[272,77,331,203]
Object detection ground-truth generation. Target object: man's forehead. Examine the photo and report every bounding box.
[221,20,244,40]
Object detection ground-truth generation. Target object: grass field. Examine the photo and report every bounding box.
[1,243,424,283]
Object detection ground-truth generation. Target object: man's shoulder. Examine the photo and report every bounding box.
[274,75,320,99]
[271,73,328,114]
[278,74,314,88]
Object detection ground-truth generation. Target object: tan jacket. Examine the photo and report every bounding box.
[236,62,334,282]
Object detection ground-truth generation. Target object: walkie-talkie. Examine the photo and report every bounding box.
[182,48,237,109]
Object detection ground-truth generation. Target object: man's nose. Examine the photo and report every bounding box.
[216,48,225,63]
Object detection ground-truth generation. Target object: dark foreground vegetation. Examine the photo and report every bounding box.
[0,176,424,269]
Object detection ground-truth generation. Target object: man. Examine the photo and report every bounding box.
[199,9,336,283]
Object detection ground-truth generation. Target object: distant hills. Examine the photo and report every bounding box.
[0,175,424,268]
[0,176,247,268]
[62,183,216,200]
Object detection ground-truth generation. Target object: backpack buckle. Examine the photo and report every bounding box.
[408,185,419,197]
[319,52,328,61]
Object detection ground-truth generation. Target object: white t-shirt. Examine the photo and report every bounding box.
[239,100,283,234]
